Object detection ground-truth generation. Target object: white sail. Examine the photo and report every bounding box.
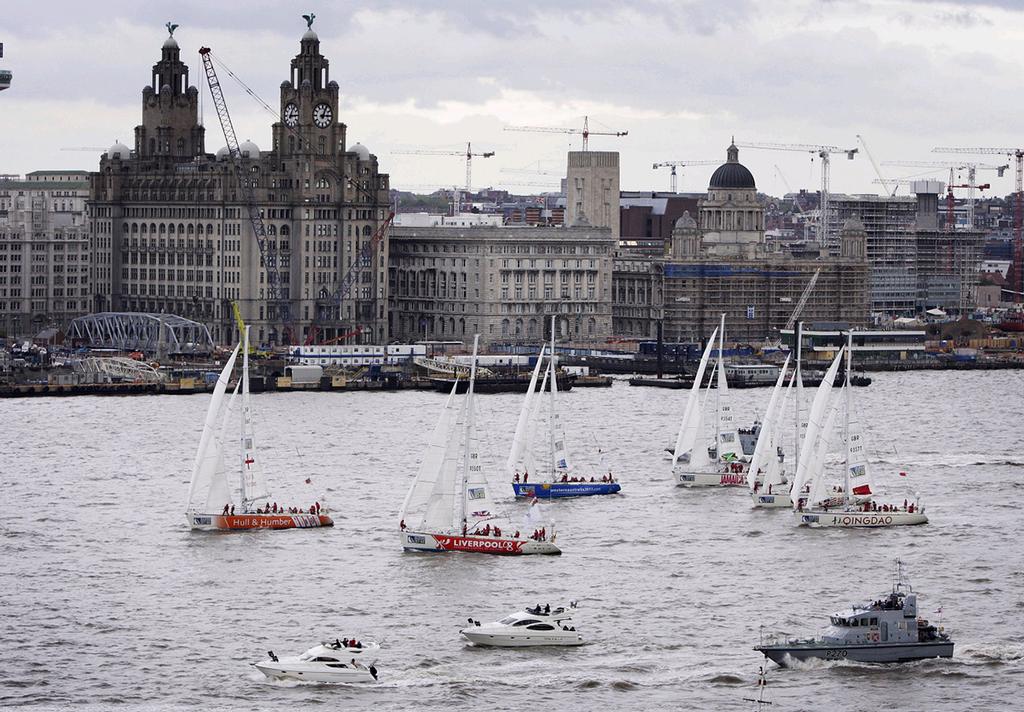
[762,371,796,491]
[747,356,791,490]
[845,387,875,500]
[807,395,843,507]
[716,351,741,460]
[549,352,571,475]
[400,378,460,527]
[186,344,240,512]
[238,327,269,510]
[523,363,550,478]
[789,348,845,507]
[507,345,546,477]
[204,379,240,512]
[672,326,719,466]
[421,395,467,532]
[460,336,499,532]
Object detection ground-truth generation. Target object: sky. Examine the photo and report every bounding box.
[2,0,1024,198]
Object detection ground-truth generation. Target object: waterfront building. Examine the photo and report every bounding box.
[388,222,614,346]
[88,22,390,346]
[828,192,918,315]
[0,172,92,336]
[620,191,700,246]
[612,142,871,344]
[566,151,620,239]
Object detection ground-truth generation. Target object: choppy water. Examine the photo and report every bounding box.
[2,371,1023,711]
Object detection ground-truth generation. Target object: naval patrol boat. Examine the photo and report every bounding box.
[755,560,953,666]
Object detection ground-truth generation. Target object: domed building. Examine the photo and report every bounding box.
[614,140,871,343]
[89,19,392,348]
[697,141,765,256]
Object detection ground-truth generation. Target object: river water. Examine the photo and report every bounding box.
[2,371,1023,711]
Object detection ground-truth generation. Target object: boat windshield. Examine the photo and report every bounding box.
[512,619,540,626]
[498,616,517,625]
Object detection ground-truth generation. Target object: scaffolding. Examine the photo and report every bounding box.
[829,194,918,314]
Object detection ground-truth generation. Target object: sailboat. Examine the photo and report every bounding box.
[673,315,747,487]
[399,335,561,555]
[748,356,793,507]
[185,327,333,531]
[510,317,621,499]
[793,332,928,528]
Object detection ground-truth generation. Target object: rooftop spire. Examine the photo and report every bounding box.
[727,138,739,164]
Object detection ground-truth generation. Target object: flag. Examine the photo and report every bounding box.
[852,485,872,496]
[557,459,567,469]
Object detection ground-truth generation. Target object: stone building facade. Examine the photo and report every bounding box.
[566,151,620,239]
[0,171,91,336]
[612,142,870,344]
[388,223,615,346]
[88,23,390,347]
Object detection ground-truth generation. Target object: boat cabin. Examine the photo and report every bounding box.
[822,592,922,646]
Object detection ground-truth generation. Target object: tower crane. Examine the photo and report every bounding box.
[198,46,290,341]
[934,146,1023,301]
[504,115,628,151]
[856,134,892,196]
[391,142,494,194]
[739,142,858,246]
[651,160,718,193]
[882,160,1006,225]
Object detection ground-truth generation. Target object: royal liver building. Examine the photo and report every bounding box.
[88,21,391,346]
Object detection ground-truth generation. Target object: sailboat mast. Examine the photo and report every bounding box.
[843,329,853,505]
[458,335,480,530]
[549,316,557,476]
[239,326,250,508]
[794,321,802,477]
[715,314,724,455]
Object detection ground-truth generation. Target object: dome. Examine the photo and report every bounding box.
[350,143,371,161]
[708,141,756,189]
[239,140,260,158]
[280,80,292,89]
[108,142,131,159]
[216,146,230,160]
[708,162,755,189]
[674,211,698,230]
[302,28,319,42]
[162,36,179,50]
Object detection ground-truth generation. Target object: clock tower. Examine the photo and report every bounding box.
[273,20,346,157]
[135,23,204,161]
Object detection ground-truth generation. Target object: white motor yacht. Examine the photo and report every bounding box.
[461,604,585,648]
[253,642,379,683]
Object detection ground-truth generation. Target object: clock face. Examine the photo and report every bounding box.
[283,103,299,128]
[313,103,333,128]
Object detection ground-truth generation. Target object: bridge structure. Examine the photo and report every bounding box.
[68,313,215,355]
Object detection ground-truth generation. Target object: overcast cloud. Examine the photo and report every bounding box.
[2,0,1023,198]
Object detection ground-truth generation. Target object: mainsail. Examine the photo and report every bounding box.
[186,344,241,511]
[400,378,460,529]
[747,356,791,490]
[790,348,845,507]
[507,346,546,477]
[239,327,268,510]
[672,325,719,467]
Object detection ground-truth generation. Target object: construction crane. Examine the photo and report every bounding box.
[60,147,108,151]
[784,268,821,331]
[651,160,718,193]
[881,160,1007,226]
[739,142,858,246]
[198,46,289,341]
[504,115,628,152]
[392,142,494,193]
[934,146,1023,301]
[856,134,892,196]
